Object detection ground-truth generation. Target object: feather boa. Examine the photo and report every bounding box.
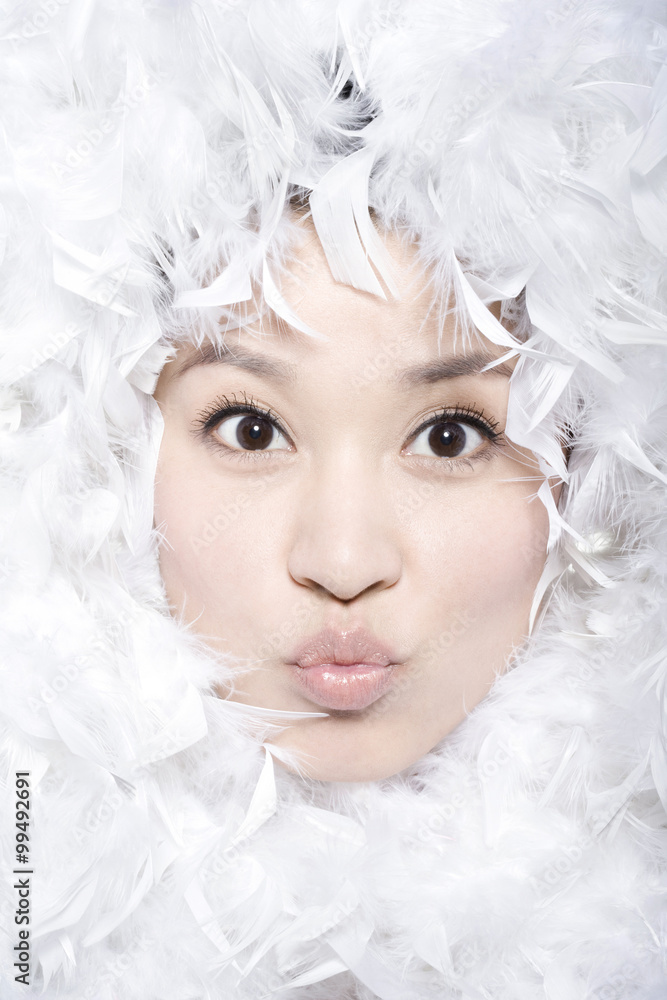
[0,0,666,997]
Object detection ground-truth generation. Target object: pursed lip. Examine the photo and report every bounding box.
[287,626,402,711]
[288,625,397,669]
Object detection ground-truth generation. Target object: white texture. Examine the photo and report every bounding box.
[0,1,666,997]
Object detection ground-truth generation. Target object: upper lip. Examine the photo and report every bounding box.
[289,626,398,668]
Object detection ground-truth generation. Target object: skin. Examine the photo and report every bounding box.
[153,217,556,782]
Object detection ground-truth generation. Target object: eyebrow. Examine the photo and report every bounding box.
[398,351,516,385]
[171,341,515,385]
[171,340,298,384]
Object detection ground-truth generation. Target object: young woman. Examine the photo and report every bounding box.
[1,1,665,998]
[153,211,558,784]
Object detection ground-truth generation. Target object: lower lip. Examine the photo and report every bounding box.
[291,662,395,711]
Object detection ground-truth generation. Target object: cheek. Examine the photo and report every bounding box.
[153,444,282,617]
[401,484,550,728]
[153,444,227,605]
[413,483,549,627]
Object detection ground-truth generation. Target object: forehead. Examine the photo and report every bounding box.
[279,214,452,344]
[159,215,514,385]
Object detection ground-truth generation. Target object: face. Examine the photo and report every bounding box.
[153,219,554,782]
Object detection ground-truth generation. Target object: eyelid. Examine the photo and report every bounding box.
[194,393,292,439]
[218,412,291,451]
[406,403,500,445]
[402,404,503,466]
[192,394,503,465]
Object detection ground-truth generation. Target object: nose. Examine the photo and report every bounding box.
[287,454,402,602]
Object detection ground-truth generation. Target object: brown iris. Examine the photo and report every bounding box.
[235,415,275,450]
[428,422,467,458]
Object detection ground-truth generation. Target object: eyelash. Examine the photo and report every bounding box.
[407,403,502,470]
[193,392,289,463]
[192,392,503,469]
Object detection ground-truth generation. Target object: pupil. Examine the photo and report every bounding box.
[237,415,273,450]
[428,422,466,458]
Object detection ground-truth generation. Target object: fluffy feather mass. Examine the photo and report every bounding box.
[1,0,666,997]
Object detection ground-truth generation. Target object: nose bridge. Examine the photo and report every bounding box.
[287,444,402,601]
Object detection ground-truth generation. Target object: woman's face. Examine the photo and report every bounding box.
[153,222,552,782]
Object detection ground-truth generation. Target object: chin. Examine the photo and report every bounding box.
[270,725,426,783]
[275,753,410,783]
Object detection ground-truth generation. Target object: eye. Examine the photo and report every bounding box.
[407,420,483,459]
[211,411,291,452]
[405,408,498,461]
